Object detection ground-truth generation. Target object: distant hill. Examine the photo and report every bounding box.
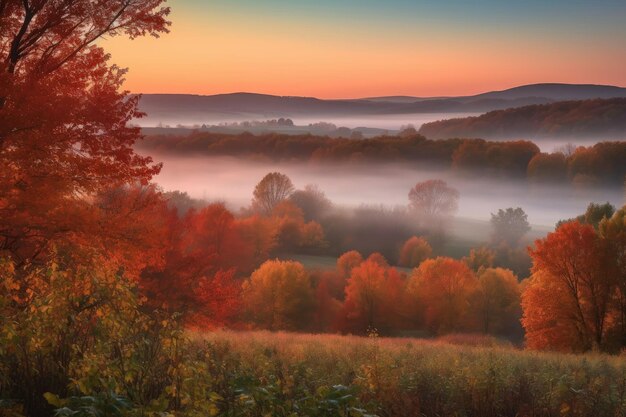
[418,98,626,140]
[136,83,626,126]
[464,83,626,102]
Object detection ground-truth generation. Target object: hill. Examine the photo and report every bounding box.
[418,98,626,140]
[419,98,626,140]
[136,83,626,126]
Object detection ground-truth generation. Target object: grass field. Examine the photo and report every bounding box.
[187,330,626,417]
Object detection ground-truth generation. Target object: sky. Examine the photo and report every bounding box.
[104,0,626,98]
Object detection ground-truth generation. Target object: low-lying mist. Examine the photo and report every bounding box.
[151,155,624,229]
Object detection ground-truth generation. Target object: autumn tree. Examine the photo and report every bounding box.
[527,153,567,183]
[490,207,531,247]
[242,260,315,330]
[237,215,279,266]
[342,259,405,334]
[337,250,364,278]
[311,276,343,332]
[463,246,495,272]
[140,204,246,327]
[558,202,616,229]
[252,172,295,215]
[185,203,254,271]
[408,179,459,218]
[473,268,521,336]
[366,252,390,268]
[407,257,477,335]
[522,222,614,352]
[271,201,326,252]
[599,207,626,345]
[289,184,332,221]
[0,0,170,267]
[398,236,432,268]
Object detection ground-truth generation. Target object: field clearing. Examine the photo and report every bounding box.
[189,330,626,417]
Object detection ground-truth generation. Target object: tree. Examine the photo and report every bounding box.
[343,259,404,334]
[522,222,614,352]
[337,250,364,279]
[185,203,253,272]
[599,207,626,346]
[236,215,278,267]
[252,172,295,215]
[242,260,314,330]
[473,268,521,335]
[490,207,531,247]
[408,179,459,218]
[0,0,170,266]
[527,153,567,183]
[289,184,332,221]
[558,202,616,229]
[139,204,246,327]
[271,201,326,252]
[407,257,476,334]
[398,236,432,268]
[463,246,495,272]
[366,252,389,268]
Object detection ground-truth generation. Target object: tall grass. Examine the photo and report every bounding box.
[191,330,626,417]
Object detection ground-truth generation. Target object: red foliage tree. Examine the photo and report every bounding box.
[140,204,248,327]
[522,222,614,351]
[0,1,170,266]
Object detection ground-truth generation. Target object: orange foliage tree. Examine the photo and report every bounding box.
[337,250,364,279]
[342,258,405,334]
[522,222,614,352]
[407,257,477,335]
[271,201,326,252]
[398,236,432,268]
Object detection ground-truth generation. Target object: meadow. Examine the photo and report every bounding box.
[183,330,626,417]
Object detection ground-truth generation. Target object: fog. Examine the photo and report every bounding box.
[139,110,610,152]
[288,113,480,131]
[152,155,624,229]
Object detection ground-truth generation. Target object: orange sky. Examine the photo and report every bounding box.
[103,1,626,98]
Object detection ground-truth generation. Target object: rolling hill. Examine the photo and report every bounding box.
[136,83,626,126]
[418,98,626,140]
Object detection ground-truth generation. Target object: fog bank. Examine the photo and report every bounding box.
[151,155,624,228]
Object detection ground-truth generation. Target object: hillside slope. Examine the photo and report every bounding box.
[418,98,626,140]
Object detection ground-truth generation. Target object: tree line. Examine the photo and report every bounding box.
[139,131,626,185]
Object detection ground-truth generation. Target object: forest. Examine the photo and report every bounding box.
[1,1,626,417]
[418,98,626,140]
[139,131,626,186]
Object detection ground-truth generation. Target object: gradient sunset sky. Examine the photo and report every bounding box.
[105,0,626,98]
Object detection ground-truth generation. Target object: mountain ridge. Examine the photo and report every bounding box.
[136,83,626,126]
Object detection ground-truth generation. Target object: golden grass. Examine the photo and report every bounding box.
[188,330,626,416]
